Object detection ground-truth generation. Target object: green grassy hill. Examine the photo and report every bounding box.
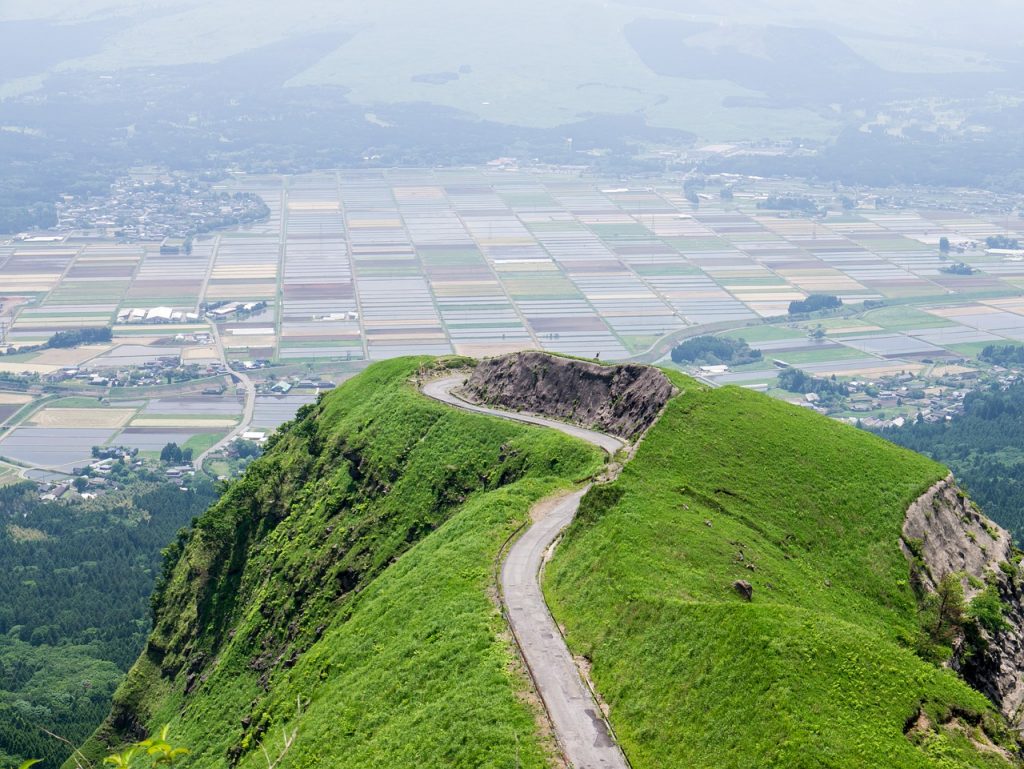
[74,356,603,768]
[546,376,1017,767]
[76,358,1020,768]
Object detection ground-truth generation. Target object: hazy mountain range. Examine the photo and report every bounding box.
[4,0,1023,142]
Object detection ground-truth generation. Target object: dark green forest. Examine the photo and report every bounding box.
[0,479,217,769]
[877,382,1024,537]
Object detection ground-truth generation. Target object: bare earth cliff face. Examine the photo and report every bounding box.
[904,475,1024,729]
[461,352,675,440]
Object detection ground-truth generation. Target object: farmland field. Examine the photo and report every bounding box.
[5,168,1024,462]
[28,407,135,429]
[5,169,1024,371]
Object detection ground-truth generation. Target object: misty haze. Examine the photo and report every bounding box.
[4,3,1024,769]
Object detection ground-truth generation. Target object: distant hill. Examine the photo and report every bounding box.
[3,0,1023,142]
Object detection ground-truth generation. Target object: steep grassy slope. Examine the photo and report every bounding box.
[546,378,1019,768]
[75,357,603,768]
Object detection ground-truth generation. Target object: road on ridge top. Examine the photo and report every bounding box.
[421,376,624,456]
[422,375,630,769]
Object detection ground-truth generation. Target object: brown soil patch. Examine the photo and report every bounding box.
[30,407,135,428]
[33,345,112,366]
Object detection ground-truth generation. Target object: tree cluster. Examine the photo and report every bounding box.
[777,367,849,397]
[756,195,820,214]
[788,294,841,315]
[986,235,1020,250]
[939,262,974,275]
[47,327,112,349]
[670,335,762,366]
[159,443,193,464]
[979,344,1024,367]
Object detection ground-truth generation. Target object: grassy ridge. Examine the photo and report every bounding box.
[75,357,603,768]
[546,378,1016,768]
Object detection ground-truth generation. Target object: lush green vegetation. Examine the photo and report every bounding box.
[979,344,1024,367]
[47,328,112,349]
[0,480,216,769]
[670,335,762,366]
[777,366,850,400]
[878,382,1024,537]
[77,357,603,769]
[157,443,192,464]
[546,379,1016,768]
[788,294,842,315]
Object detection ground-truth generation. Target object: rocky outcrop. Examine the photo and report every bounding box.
[901,475,1012,600]
[902,474,1024,730]
[462,352,675,440]
[961,575,1024,730]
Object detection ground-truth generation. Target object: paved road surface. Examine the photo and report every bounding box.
[422,375,630,769]
[421,376,623,456]
[194,322,256,471]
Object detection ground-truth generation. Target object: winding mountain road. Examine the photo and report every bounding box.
[422,376,630,769]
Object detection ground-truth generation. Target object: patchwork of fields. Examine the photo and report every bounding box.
[0,390,315,473]
[4,170,1024,367]
[4,168,1024,469]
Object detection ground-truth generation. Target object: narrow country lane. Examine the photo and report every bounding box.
[422,375,631,769]
[193,322,256,471]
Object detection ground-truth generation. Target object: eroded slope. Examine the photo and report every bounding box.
[904,476,1024,733]
[463,351,674,440]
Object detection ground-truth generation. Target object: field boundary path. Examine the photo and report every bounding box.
[422,375,630,769]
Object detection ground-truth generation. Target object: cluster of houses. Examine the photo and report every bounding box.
[34,444,204,501]
[45,357,226,388]
[52,174,269,242]
[820,368,1018,429]
[38,447,140,501]
[164,465,197,483]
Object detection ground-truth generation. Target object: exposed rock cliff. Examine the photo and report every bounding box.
[964,571,1024,731]
[902,475,1013,600]
[461,352,675,440]
[903,474,1024,729]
